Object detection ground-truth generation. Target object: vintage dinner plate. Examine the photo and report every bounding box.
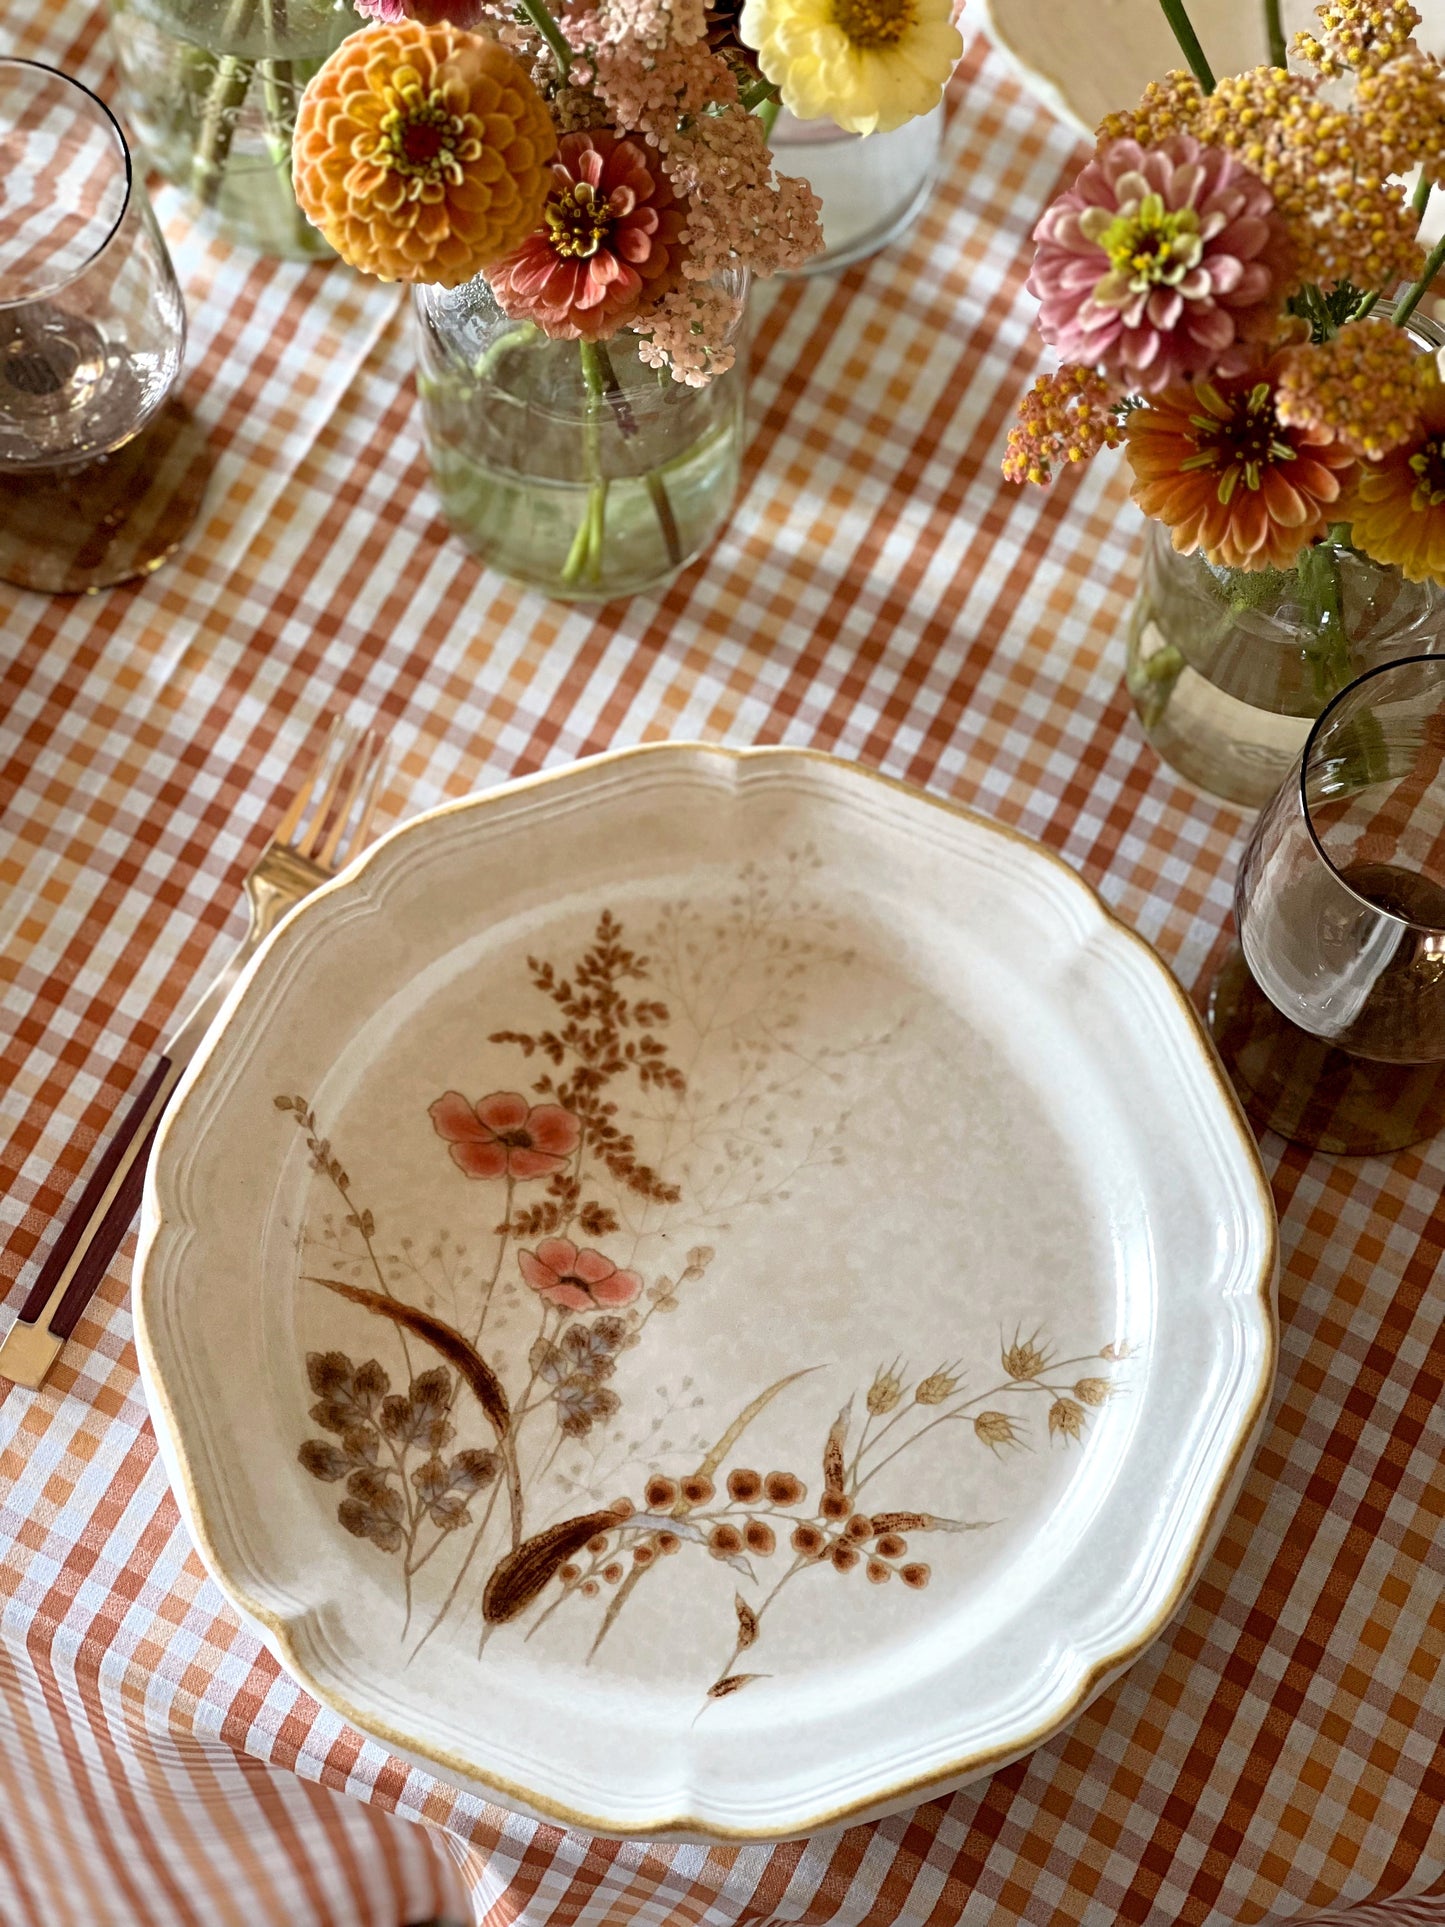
[136,745,1277,1841]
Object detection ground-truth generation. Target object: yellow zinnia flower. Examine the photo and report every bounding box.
[740,0,961,135]
[1340,374,1445,585]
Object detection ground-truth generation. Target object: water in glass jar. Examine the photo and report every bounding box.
[421,356,744,600]
[108,0,350,259]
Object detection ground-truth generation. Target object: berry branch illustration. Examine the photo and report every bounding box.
[285,886,1130,1694]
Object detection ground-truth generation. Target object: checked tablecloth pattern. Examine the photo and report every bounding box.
[3,2,1444,1923]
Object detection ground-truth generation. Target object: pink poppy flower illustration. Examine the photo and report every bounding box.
[429,1091,580,1182]
[519,1238,642,1312]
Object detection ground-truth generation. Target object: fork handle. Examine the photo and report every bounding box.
[1,1056,177,1386]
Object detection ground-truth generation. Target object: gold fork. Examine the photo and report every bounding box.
[0,720,388,1391]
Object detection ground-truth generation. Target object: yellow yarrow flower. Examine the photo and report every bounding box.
[1276,318,1438,462]
[1295,0,1421,77]
[739,0,961,135]
[1099,63,1425,293]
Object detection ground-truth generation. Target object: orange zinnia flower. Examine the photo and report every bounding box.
[292,22,557,286]
[1125,355,1357,570]
[1338,375,1445,585]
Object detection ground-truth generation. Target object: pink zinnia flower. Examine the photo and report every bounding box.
[1028,135,1294,394]
[429,1091,580,1182]
[353,0,491,24]
[519,1238,643,1311]
[488,130,686,342]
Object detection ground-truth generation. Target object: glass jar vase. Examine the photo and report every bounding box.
[414,273,749,602]
[106,0,358,260]
[769,105,942,273]
[1126,521,1445,809]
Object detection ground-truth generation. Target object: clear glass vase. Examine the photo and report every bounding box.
[1126,522,1445,809]
[105,0,358,260]
[769,105,942,273]
[414,273,749,602]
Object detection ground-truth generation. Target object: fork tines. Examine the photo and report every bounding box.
[276,719,388,872]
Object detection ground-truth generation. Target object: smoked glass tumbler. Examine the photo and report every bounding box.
[1210,655,1445,1153]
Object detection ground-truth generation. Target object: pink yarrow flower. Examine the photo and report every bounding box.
[352,0,492,23]
[429,1091,580,1182]
[637,282,743,385]
[1029,135,1294,394]
[519,1238,643,1311]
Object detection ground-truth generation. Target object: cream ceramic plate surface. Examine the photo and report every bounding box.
[977,0,1445,139]
[136,746,1277,1842]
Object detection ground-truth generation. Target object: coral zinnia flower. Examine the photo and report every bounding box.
[1126,357,1357,571]
[1030,137,1294,394]
[293,22,556,285]
[488,131,686,342]
[429,1091,580,1181]
[1339,375,1445,584]
[518,1238,643,1311]
[739,0,961,136]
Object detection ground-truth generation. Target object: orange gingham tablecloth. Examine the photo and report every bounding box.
[3,4,1445,1923]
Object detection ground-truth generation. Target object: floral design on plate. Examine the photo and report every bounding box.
[286,857,1130,1697]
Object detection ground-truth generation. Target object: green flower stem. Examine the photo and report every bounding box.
[561,487,599,586]
[470,321,540,382]
[592,338,638,439]
[1263,0,1287,68]
[194,56,255,206]
[1393,229,1445,327]
[1157,0,1216,89]
[1345,708,1393,788]
[1126,641,1185,731]
[563,340,609,588]
[192,0,261,208]
[259,45,320,254]
[592,337,684,571]
[1297,531,1352,701]
[517,0,573,76]
[740,75,781,112]
[756,95,781,140]
[645,472,683,568]
[257,0,294,167]
[260,61,292,171]
[1413,173,1434,221]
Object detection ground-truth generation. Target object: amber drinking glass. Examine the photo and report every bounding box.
[1210,655,1445,1153]
[0,58,209,592]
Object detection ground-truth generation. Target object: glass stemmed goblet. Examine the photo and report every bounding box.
[0,57,211,592]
